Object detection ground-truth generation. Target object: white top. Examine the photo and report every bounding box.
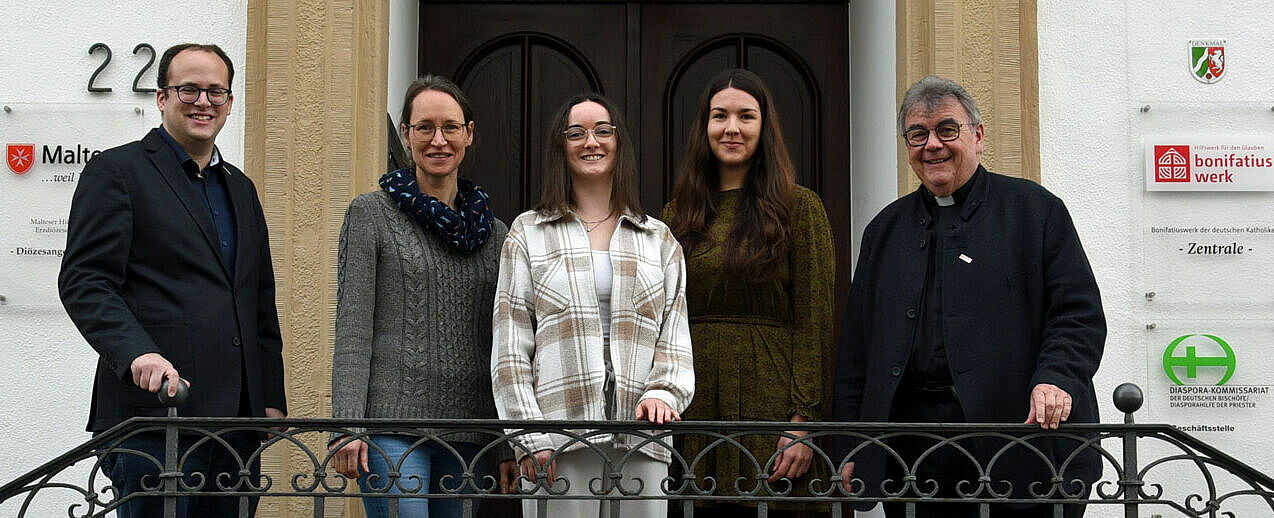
[592,250,612,339]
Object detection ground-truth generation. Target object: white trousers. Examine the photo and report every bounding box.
[521,445,668,518]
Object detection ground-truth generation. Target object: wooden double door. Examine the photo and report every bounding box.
[420,1,852,300]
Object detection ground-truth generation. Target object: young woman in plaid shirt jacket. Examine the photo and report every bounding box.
[491,94,695,518]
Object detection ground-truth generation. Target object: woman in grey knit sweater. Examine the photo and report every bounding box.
[329,75,513,518]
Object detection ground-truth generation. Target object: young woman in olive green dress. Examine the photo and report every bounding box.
[663,68,836,517]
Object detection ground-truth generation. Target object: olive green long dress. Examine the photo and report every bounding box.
[664,185,835,512]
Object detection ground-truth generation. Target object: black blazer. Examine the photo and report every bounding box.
[833,167,1106,501]
[59,128,287,432]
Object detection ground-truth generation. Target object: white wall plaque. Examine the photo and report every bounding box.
[0,103,158,306]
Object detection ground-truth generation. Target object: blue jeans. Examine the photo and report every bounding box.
[358,436,489,518]
[98,430,261,518]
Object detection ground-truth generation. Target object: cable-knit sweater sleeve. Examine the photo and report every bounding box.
[332,194,380,432]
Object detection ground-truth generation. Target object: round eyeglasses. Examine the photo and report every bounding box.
[563,124,616,142]
[162,85,231,106]
[406,121,468,141]
[903,122,975,147]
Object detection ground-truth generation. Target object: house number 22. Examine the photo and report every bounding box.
[87,43,158,94]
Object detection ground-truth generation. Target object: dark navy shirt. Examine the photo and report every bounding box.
[157,126,237,280]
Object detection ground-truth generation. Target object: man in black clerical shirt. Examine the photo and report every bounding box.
[832,76,1106,518]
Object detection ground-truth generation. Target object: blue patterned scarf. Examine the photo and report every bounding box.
[379,168,495,254]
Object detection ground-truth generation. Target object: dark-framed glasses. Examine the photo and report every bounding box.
[903,121,975,147]
[163,85,231,106]
[563,123,616,142]
[406,121,468,141]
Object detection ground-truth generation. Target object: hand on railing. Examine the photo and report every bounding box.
[498,460,518,493]
[839,461,855,493]
[264,407,288,438]
[770,414,813,483]
[133,352,187,398]
[329,438,369,478]
[635,398,680,424]
[520,449,557,485]
[1025,383,1073,429]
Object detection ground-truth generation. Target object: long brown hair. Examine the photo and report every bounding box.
[534,94,645,221]
[668,69,795,280]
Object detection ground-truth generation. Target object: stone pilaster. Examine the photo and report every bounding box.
[245,0,388,516]
[897,0,1041,193]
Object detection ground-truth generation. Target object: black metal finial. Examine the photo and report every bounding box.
[157,378,190,407]
[1113,383,1143,415]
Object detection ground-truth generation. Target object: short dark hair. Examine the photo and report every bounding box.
[897,76,982,134]
[399,74,474,127]
[534,93,645,221]
[157,44,234,89]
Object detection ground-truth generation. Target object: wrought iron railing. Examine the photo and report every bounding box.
[2,383,1272,518]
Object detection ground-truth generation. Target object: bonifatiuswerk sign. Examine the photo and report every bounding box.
[1145,136,1274,191]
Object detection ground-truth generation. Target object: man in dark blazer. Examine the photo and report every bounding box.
[832,76,1105,518]
[59,43,286,518]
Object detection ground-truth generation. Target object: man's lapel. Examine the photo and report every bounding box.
[224,164,257,281]
[142,129,232,280]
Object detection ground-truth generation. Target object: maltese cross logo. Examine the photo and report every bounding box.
[7,144,35,175]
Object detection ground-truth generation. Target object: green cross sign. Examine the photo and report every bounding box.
[1162,334,1237,386]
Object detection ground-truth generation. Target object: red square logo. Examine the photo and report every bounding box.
[1154,145,1190,182]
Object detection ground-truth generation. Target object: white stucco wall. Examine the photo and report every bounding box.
[849,0,900,273]
[0,2,246,515]
[387,0,419,129]
[1040,2,1274,516]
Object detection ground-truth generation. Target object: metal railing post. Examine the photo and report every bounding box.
[1113,383,1144,518]
[157,379,188,518]
[163,406,178,518]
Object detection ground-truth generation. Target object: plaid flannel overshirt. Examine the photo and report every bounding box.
[491,209,695,463]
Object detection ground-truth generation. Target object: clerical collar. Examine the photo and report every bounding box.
[923,167,980,209]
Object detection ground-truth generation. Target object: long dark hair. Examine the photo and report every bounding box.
[668,69,794,280]
[534,94,645,221]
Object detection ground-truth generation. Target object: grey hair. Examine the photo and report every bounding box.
[897,76,983,134]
